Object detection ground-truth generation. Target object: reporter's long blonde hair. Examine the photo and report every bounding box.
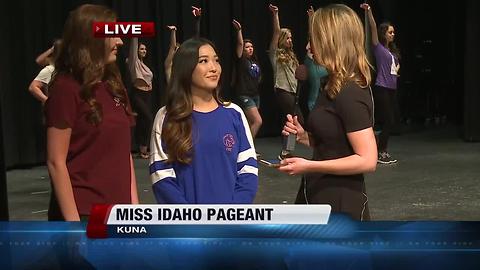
[310,4,371,99]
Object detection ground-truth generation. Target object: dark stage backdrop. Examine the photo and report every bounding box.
[463,0,480,141]
[0,0,471,169]
[0,0,12,219]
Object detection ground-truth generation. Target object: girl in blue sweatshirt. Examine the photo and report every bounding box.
[150,38,258,204]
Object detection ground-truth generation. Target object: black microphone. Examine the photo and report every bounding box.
[281,64,308,159]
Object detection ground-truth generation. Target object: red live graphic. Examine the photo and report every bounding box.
[93,22,155,38]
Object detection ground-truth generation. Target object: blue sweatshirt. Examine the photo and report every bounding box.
[149,103,258,204]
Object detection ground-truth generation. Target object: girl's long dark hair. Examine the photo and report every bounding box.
[379,22,401,60]
[52,4,134,125]
[162,38,224,164]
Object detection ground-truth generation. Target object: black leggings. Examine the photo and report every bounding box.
[132,88,153,148]
[374,85,397,152]
[275,88,304,125]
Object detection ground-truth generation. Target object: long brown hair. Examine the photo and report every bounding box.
[379,22,401,60]
[162,38,224,164]
[310,4,371,99]
[53,4,134,125]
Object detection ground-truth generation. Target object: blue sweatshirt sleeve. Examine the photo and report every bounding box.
[230,104,258,203]
[150,107,188,204]
[150,161,188,204]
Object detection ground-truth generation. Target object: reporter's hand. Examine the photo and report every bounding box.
[278,157,312,175]
[166,25,177,31]
[281,114,306,141]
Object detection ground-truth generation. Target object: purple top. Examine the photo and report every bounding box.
[373,43,399,90]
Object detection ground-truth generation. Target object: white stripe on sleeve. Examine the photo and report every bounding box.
[150,107,169,164]
[237,148,257,163]
[226,103,256,160]
[151,168,177,185]
[238,165,258,176]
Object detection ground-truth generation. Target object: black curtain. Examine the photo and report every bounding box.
[0,0,330,168]
[0,102,8,220]
[0,0,471,169]
[463,0,480,141]
[0,0,13,219]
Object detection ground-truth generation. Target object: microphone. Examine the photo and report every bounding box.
[280,64,308,159]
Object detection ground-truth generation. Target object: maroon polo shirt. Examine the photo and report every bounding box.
[45,74,133,215]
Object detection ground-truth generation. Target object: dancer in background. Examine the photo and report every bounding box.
[35,40,59,67]
[45,4,138,221]
[28,39,62,104]
[305,42,328,111]
[279,4,377,220]
[128,37,153,159]
[305,6,328,111]
[268,3,302,124]
[164,6,202,84]
[232,19,262,138]
[361,3,400,164]
[164,25,179,84]
[150,38,258,204]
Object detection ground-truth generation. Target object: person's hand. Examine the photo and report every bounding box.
[232,19,242,31]
[269,4,278,14]
[307,6,314,17]
[192,6,202,17]
[360,3,371,11]
[278,157,312,175]
[395,64,401,77]
[166,25,177,31]
[281,114,306,142]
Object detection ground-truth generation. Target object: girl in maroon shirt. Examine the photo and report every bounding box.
[45,4,138,221]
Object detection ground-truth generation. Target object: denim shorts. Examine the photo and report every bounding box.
[238,95,260,110]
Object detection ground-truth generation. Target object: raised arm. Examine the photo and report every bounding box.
[128,37,140,79]
[307,5,314,32]
[306,6,315,59]
[35,46,53,66]
[192,6,202,38]
[164,25,177,83]
[269,4,280,52]
[360,3,379,46]
[232,20,244,59]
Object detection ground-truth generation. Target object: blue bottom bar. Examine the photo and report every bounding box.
[1,216,480,269]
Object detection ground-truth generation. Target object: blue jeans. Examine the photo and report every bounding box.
[238,95,260,110]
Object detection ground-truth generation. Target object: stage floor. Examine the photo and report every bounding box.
[6,125,480,221]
